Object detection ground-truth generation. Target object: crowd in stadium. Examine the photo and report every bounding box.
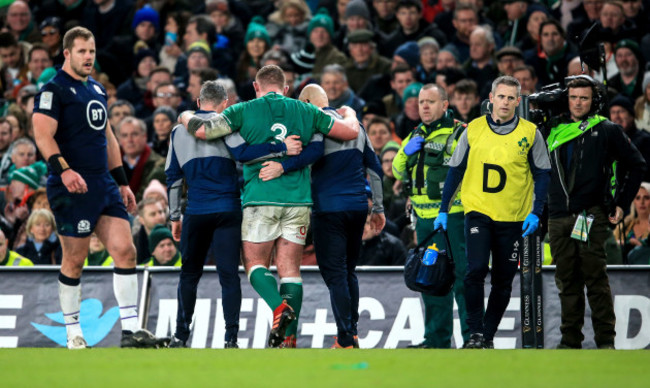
[0,0,648,268]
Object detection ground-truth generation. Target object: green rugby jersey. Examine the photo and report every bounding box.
[222,92,334,207]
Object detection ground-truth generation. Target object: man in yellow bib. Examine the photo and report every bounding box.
[435,76,551,349]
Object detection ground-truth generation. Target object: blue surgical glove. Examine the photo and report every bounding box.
[522,213,540,237]
[433,212,448,231]
[404,136,425,156]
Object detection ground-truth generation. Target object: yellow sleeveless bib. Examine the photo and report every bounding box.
[461,116,537,222]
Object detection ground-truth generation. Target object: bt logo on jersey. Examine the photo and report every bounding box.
[86,100,107,130]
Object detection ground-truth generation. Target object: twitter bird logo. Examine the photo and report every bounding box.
[31,299,120,347]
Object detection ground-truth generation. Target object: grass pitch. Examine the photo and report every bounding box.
[1,348,647,388]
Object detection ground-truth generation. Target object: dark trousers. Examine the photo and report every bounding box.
[175,211,242,342]
[548,206,616,348]
[416,213,470,348]
[464,212,522,340]
[312,210,367,347]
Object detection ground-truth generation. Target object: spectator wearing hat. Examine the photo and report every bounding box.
[524,19,578,89]
[116,49,161,115]
[464,26,498,97]
[150,106,177,158]
[495,46,525,76]
[501,0,531,47]
[381,0,447,58]
[393,41,420,70]
[608,39,644,100]
[33,0,85,30]
[361,100,389,129]
[38,17,64,67]
[236,16,271,91]
[393,82,422,139]
[267,0,312,54]
[635,72,650,131]
[82,0,135,49]
[437,46,462,73]
[309,8,348,80]
[109,5,162,78]
[515,5,549,53]
[334,0,373,52]
[146,225,181,267]
[320,64,365,120]
[5,1,41,44]
[371,0,399,36]
[610,94,650,180]
[206,0,246,61]
[416,37,439,84]
[344,29,391,93]
[443,3,479,65]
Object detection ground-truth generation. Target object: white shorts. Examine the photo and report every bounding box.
[241,206,310,245]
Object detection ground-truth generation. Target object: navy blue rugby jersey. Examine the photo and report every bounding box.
[33,69,110,175]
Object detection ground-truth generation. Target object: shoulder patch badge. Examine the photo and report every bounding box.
[39,91,53,110]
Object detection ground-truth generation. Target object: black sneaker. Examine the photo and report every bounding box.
[407,341,433,349]
[484,339,494,349]
[224,339,239,349]
[121,329,170,348]
[268,301,296,348]
[463,333,486,349]
[166,336,187,348]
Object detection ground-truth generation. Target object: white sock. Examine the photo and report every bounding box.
[58,280,83,340]
[113,272,139,332]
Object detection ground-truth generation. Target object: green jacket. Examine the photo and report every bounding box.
[393,114,466,219]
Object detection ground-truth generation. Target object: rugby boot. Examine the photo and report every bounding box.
[278,334,297,348]
[121,329,170,348]
[166,336,187,348]
[330,337,354,349]
[67,336,88,350]
[463,333,486,349]
[484,339,494,349]
[224,339,239,349]
[267,300,295,348]
[407,341,433,349]
[353,335,360,349]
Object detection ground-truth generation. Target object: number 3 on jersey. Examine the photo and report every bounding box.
[271,123,288,143]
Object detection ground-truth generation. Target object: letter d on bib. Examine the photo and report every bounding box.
[483,163,506,193]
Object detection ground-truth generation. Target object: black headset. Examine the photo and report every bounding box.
[564,74,605,116]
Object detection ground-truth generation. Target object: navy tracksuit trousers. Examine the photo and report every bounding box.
[175,211,242,343]
[464,211,522,341]
[312,210,367,348]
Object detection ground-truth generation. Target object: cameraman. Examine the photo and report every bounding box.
[547,76,646,349]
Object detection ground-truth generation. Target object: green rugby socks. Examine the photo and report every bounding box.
[248,266,283,310]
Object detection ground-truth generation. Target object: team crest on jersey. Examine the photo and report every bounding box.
[86,100,107,130]
[93,84,105,95]
[518,137,530,154]
[77,220,91,234]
